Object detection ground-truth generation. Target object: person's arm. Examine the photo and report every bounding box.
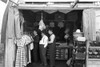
[44,36,48,48]
[48,35,55,44]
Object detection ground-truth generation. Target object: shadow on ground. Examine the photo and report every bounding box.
[27,60,68,67]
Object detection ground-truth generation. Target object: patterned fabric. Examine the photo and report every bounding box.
[15,35,33,67]
[15,47,26,67]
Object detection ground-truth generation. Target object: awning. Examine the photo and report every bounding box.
[31,10,71,14]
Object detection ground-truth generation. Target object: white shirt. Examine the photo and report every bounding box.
[39,35,48,48]
[48,34,55,44]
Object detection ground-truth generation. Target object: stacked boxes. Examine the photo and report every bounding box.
[73,41,86,67]
[87,42,100,67]
[89,48,100,59]
[55,47,68,60]
[74,41,86,60]
[47,43,68,60]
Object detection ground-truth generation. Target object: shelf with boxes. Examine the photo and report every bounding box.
[88,48,100,59]
[87,41,100,67]
[88,41,100,59]
[55,46,69,60]
[47,42,69,60]
[73,41,86,60]
[72,40,86,67]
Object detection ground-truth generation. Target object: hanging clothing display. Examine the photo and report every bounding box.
[32,10,71,14]
[19,12,25,34]
[39,19,46,31]
[14,8,22,39]
[5,6,15,67]
[95,10,100,31]
[83,10,89,40]
[83,9,96,41]
[5,6,28,67]
[15,34,33,67]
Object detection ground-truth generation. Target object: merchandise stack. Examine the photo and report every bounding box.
[87,41,100,67]
[55,46,68,60]
[47,42,69,60]
[73,41,86,67]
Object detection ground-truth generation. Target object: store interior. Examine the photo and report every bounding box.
[21,10,83,41]
[19,9,84,67]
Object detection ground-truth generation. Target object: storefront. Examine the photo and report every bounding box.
[1,0,100,67]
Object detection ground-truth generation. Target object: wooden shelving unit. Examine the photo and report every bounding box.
[72,40,86,67]
[47,42,69,60]
[86,41,100,67]
[55,45,69,60]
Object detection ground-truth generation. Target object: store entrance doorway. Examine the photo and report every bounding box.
[2,3,98,67]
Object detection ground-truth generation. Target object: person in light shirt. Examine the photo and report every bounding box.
[48,29,56,67]
[39,30,48,66]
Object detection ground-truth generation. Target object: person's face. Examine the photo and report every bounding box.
[48,30,52,35]
[41,33,44,36]
[65,29,69,34]
[49,22,55,27]
[33,31,37,35]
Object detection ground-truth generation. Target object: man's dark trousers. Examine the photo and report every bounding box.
[39,45,47,65]
[49,43,56,67]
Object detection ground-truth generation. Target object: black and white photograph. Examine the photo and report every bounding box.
[0,0,100,67]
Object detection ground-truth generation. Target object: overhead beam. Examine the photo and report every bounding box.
[22,0,75,2]
[17,3,100,10]
[21,0,100,2]
[79,0,100,2]
[71,0,79,8]
[11,0,100,4]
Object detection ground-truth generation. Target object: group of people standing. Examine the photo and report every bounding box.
[15,28,56,67]
[31,28,56,67]
[14,20,74,67]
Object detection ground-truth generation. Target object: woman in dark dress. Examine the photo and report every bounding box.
[32,30,40,63]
